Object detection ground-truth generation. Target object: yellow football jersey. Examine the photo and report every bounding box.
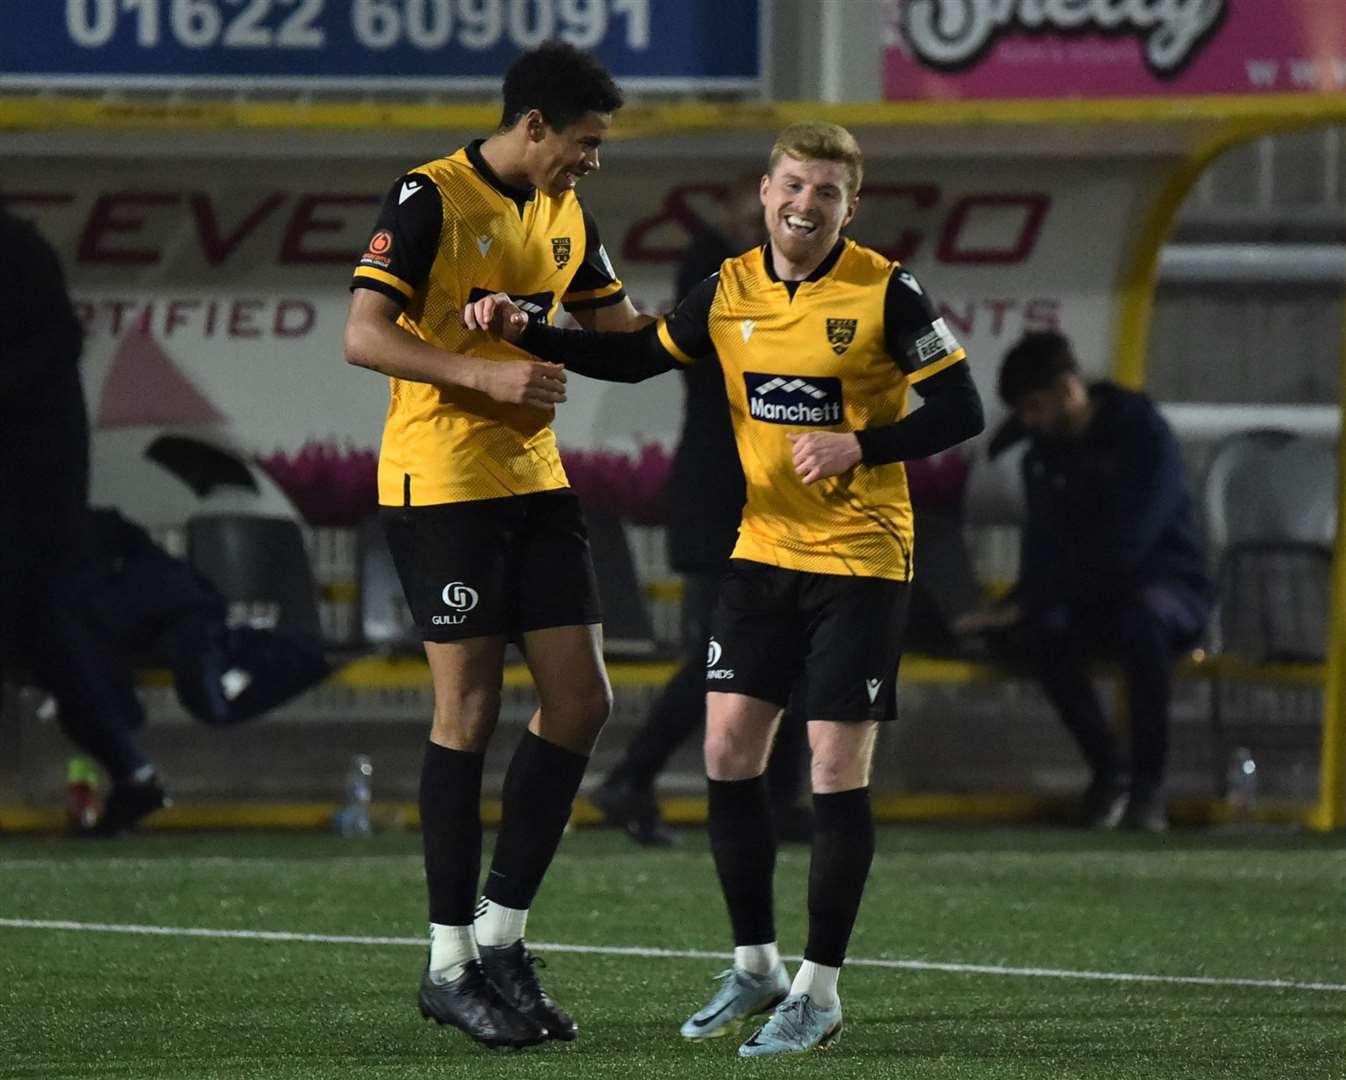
[657,240,966,581]
[351,141,625,506]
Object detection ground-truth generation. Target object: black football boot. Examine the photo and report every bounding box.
[418,960,548,1049]
[479,941,578,1041]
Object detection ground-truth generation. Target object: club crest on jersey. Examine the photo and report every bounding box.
[826,318,858,355]
[551,237,571,268]
[745,372,843,427]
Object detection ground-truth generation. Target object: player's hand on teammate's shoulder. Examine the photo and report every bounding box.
[788,431,863,485]
[462,292,530,342]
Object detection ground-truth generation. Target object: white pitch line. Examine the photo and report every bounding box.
[0,855,422,871]
[2,918,1344,994]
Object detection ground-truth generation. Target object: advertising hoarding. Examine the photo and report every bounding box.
[886,0,1346,99]
[0,0,761,91]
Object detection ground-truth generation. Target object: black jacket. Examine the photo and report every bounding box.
[665,227,746,572]
[1018,382,1209,612]
[0,207,88,553]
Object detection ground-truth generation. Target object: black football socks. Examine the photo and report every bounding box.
[708,775,778,948]
[804,787,874,968]
[483,730,589,912]
[420,741,485,926]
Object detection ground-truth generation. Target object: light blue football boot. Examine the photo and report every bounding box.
[679,965,790,1041]
[737,992,843,1057]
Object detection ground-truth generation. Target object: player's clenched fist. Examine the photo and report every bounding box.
[462,292,530,342]
[475,357,567,408]
[787,431,862,485]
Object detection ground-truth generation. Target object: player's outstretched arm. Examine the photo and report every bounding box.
[463,292,679,385]
[345,289,565,408]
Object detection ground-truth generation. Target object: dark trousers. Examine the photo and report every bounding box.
[606,570,807,807]
[2,545,148,783]
[1024,583,1207,794]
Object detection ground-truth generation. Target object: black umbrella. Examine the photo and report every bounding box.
[144,434,259,497]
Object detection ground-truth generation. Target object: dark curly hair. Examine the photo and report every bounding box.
[997,331,1080,405]
[499,42,624,133]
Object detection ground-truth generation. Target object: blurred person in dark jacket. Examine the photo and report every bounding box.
[958,332,1209,831]
[0,203,169,835]
[590,175,812,846]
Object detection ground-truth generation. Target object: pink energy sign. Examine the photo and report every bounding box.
[884,1,1346,100]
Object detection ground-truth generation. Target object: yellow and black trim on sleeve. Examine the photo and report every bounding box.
[655,318,697,367]
[349,169,441,308]
[563,204,626,313]
[906,344,967,385]
[883,263,969,384]
[562,279,627,312]
[351,266,415,304]
[656,273,718,364]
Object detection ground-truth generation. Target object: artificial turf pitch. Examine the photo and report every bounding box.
[2,826,1343,1079]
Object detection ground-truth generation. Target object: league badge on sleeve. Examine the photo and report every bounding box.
[909,318,963,370]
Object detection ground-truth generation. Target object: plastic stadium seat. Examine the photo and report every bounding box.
[186,514,323,644]
[1199,431,1337,793]
[1202,429,1336,552]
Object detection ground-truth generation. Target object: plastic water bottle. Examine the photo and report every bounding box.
[65,758,98,831]
[336,754,373,837]
[1225,746,1259,824]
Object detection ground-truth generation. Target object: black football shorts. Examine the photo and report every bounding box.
[706,559,910,723]
[380,490,602,643]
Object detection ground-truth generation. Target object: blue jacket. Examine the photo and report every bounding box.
[1018,383,1210,613]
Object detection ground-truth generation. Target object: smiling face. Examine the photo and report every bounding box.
[525,109,611,197]
[760,153,857,274]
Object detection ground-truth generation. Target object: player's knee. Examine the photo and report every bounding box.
[584,679,615,728]
[430,686,501,750]
[543,677,612,732]
[810,754,867,794]
[437,682,501,719]
[704,728,765,780]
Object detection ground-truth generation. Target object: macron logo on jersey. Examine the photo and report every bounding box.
[745,372,843,427]
[399,180,423,204]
